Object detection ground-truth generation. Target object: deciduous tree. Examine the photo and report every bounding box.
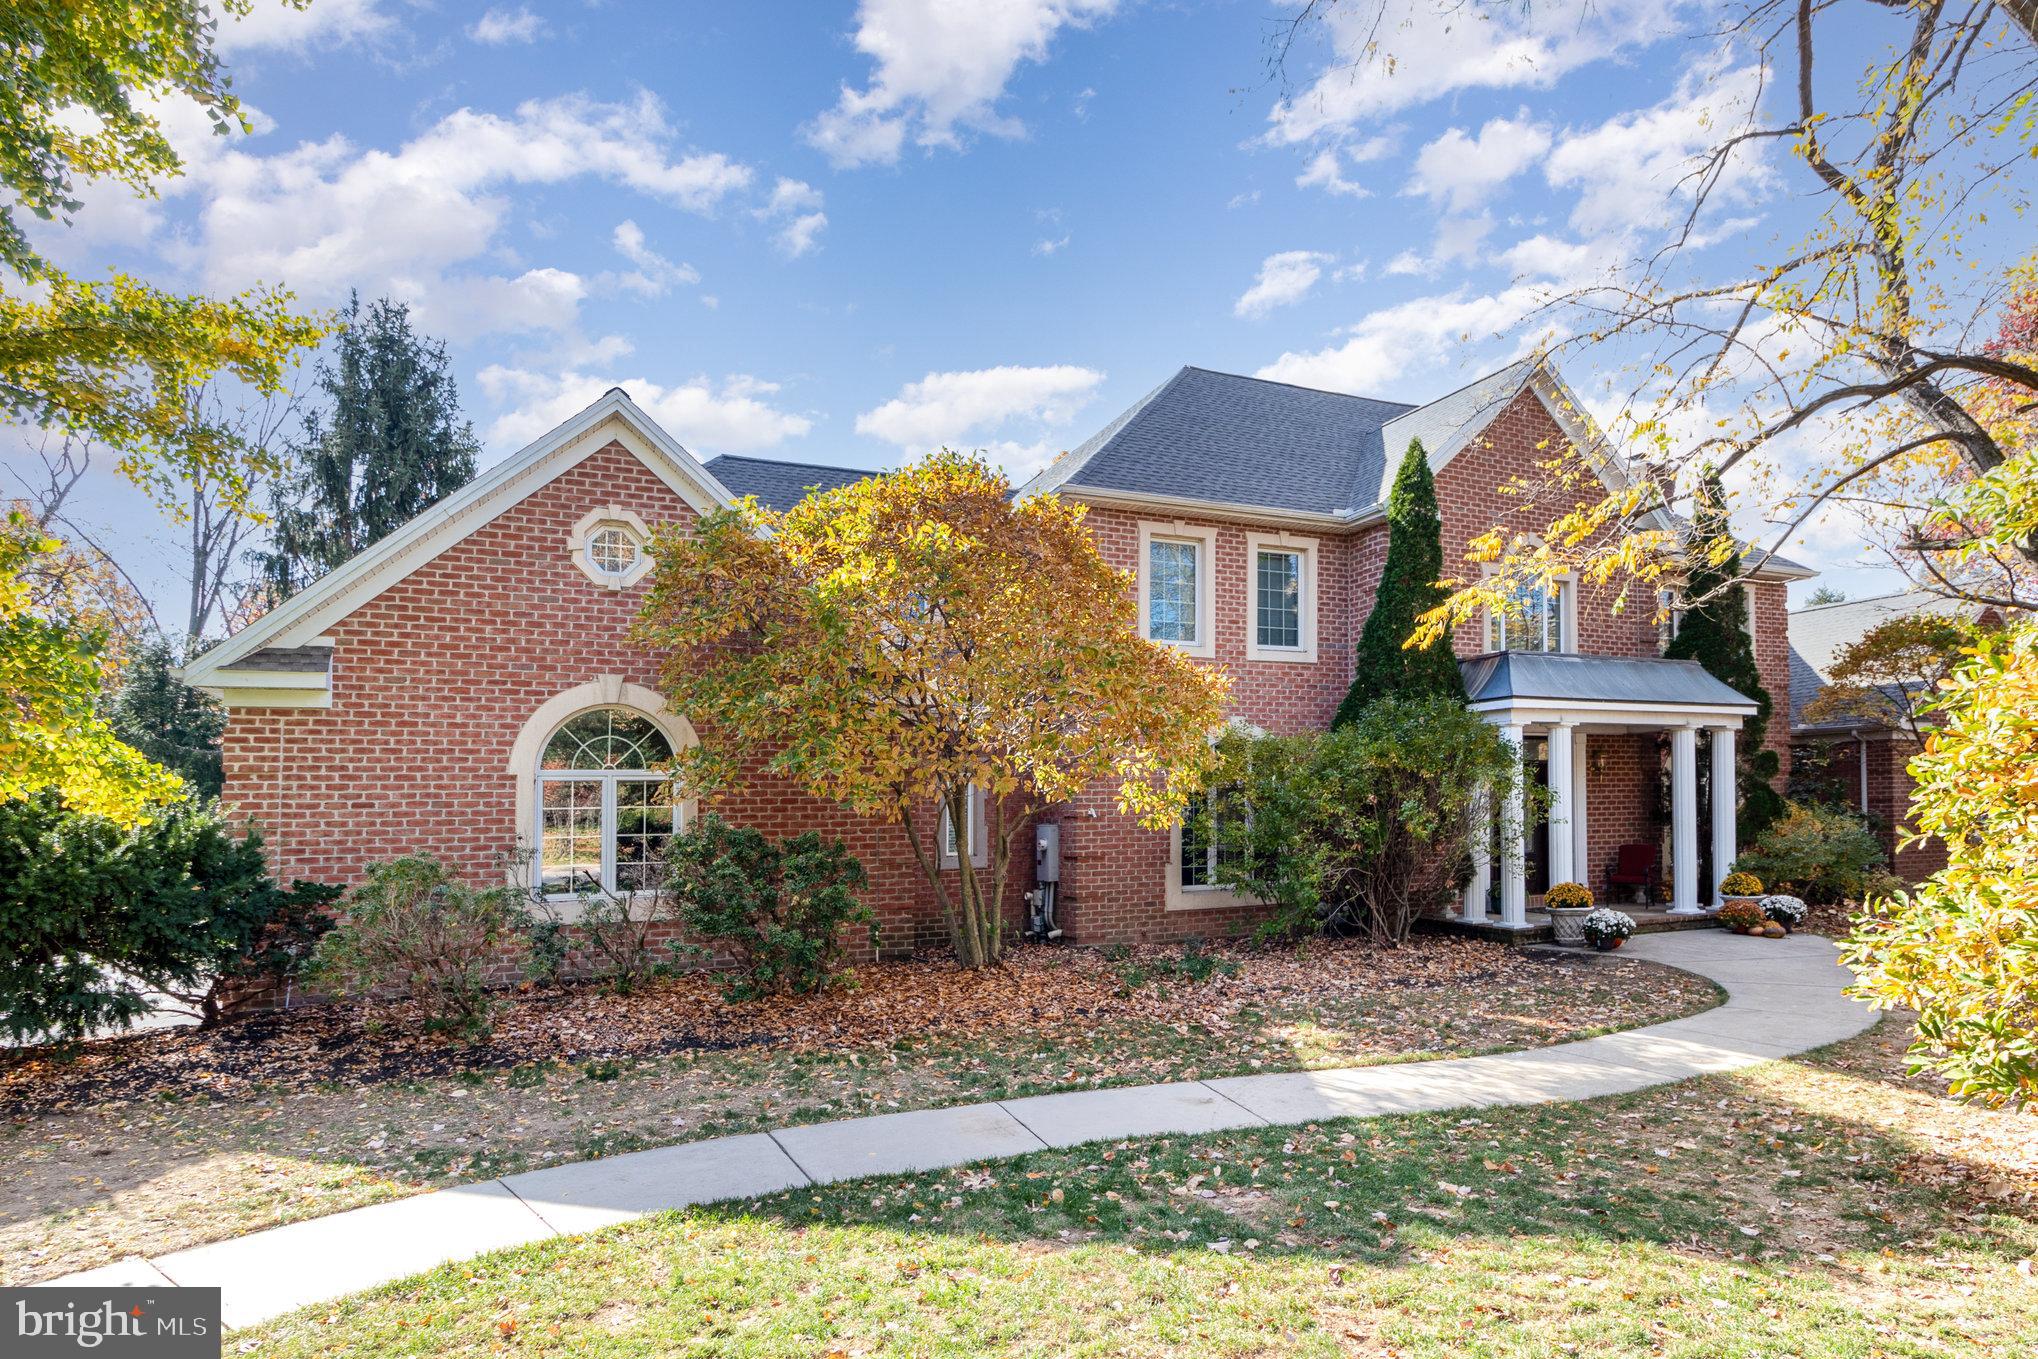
[633,452,1231,968]
[1803,611,1982,745]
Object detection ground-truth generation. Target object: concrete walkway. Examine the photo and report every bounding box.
[43,931,1874,1330]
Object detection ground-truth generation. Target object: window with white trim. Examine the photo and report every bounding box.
[1136,522,1215,658]
[938,784,988,869]
[1244,532,1318,661]
[536,707,680,898]
[1488,576,1571,653]
[586,524,641,578]
[1179,784,1248,890]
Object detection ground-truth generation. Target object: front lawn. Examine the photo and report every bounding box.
[238,1019,2038,1358]
[0,937,1715,1284]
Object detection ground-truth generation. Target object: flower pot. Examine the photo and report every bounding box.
[1591,936,1623,952]
[1547,905,1594,947]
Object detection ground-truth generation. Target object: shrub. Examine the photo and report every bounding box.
[1762,894,1808,931]
[1544,881,1594,910]
[1718,898,1768,933]
[307,856,531,1040]
[1843,624,2038,1106]
[1719,870,1765,897]
[666,815,871,1000]
[1212,694,1530,946]
[1113,939,1241,990]
[1734,803,1893,905]
[0,793,342,1040]
[1580,908,1634,949]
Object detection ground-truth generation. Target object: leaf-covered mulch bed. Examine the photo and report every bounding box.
[2,937,1676,1117]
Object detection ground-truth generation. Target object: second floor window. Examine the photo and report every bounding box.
[1255,549,1302,649]
[1148,537,1201,644]
[1489,576,1569,653]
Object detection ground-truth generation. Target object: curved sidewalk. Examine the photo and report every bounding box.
[45,930,1875,1330]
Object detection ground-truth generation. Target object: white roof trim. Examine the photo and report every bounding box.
[183,389,736,686]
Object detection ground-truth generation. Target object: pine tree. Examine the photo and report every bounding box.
[260,294,480,596]
[1336,438,1465,726]
[108,637,226,798]
[1665,467,1785,838]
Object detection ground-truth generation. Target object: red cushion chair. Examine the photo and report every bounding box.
[1606,843,1659,906]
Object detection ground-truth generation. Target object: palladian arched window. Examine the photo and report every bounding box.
[536,707,681,898]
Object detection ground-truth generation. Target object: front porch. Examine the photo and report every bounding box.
[1456,652,1759,931]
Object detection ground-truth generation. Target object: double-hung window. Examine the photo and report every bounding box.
[1138,522,1215,658]
[1179,784,1248,889]
[1245,532,1318,662]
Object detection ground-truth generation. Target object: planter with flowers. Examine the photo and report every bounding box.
[1761,894,1808,933]
[1719,870,1765,913]
[1543,881,1596,946]
[1718,898,1775,935]
[1580,908,1636,951]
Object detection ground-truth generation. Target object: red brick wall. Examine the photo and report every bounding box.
[220,440,1008,968]
[1747,580,1794,791]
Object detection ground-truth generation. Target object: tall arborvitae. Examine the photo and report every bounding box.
[259,294,480,597]
[1666,467,1785,838]
[1336,438,1465,726]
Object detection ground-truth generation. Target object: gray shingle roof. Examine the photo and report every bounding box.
[1460,651,1759,709]
[219,645,332,674]
[1379,360,1535,477]
[1787,590,1964,729]
[704,455,876,513]
[1053,366,1419,516]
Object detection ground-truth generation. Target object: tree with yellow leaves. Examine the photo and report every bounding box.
[632,453,1232,968]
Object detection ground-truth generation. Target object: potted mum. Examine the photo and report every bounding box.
[1580,908,1635,951]
[1718,898,1768,935]
[1543,881,1596,946]
[1719,870,1764,911]
[1760,894,1808,933]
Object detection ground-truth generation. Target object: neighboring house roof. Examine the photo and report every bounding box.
[704,454,875,513]
[1461,651,1759,710]
[1787,589,1967,730]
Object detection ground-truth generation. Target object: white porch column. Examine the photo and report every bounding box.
[1569,726,1591,893]
[1498,723,1529,928]
[1546,722,1575,888]
[1463,781,1492,922]
[1710,725,1737,907]
[1670,725,1701,914]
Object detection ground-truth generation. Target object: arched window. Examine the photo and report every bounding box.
[536,707,681,898]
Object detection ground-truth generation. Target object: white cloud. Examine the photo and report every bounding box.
[413,268,587,338]
[1255,286,1543,394]
[469,7,547,45]
[1498,233,1622,284]
[1544,64,1768,235]
[214,0,394,52]
[1032,233,1071,256]
[1295,149,1370,199]
[171,91,752,337]
[755,177,828,257]
[856,364,1105,450]
[805,0,1119,167]
[1409,116,1551,213]
[609,220,700,296]
[1265,0,1688,143]
[1234,250,1331,319]
[479,368,813,452]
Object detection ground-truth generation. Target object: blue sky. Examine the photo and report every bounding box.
[13,0,1947,620]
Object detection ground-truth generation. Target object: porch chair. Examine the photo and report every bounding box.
[1606,843,1659,907]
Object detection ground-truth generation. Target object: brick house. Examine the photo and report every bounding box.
[1786,590,2006,883]
[182,361,1806,955]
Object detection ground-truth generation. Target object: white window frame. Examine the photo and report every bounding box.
[1481,565,1578,655]
[1244,531,1318,663]
[937,784,989,870]
[1136,520,1216,659]
[534,768,683,903]
[567,505,654,590]
[1165,788,1256,912]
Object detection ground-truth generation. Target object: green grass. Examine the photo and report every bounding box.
[239,1021,2038,1358]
